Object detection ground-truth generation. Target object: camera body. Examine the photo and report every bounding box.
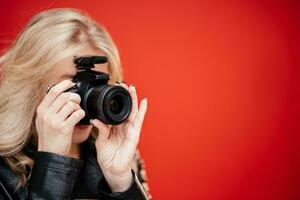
[66,56,132,125]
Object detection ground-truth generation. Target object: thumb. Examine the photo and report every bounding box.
[92,119,111,148]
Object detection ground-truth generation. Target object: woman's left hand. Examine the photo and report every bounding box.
[92,83,148,192]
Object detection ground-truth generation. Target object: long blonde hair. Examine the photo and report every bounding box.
[0,8,123,187]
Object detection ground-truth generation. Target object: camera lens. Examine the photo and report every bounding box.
[109,95,124,115]
[85,85,132,125]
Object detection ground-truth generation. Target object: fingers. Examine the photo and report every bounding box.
[41,79,76,108]
[50,92,81,113]
[38,79,82,127]
[128,85,138,123]
[92,119,110,133]
[116,82,138,123]
[58,100,81,121]
[119,82,146,130]
[64,108,85,127]
[125,98,147,146]
[117,82,129,90]
[133,98,148,132]
[92,119,111,147]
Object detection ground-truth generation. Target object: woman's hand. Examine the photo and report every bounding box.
[35,79,85,155]
[92,83,148,192]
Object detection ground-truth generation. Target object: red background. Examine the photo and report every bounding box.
[0,1,299,199]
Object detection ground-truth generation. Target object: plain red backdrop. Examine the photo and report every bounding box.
[0,0,299,199]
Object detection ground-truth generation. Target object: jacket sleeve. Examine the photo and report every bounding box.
[97,169,148,200]
[97,150,151,200]
[0,151,83,200]
[132,149,152,199]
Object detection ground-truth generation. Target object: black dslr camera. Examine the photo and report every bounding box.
[66,56,132,125]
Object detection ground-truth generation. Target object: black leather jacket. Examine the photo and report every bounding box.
[0,140,149,200]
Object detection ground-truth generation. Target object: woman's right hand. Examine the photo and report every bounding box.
[35,79,85,155]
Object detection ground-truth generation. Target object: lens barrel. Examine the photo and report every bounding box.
[85,85,132,125]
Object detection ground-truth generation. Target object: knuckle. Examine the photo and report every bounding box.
[74,112,80,119]
[67,101,77,109]
[61,93,70,101]
[56,123,64,130]
[69,93,81,103]
[49,120,57,129]
[74,93,81,102]
[76,109,85,118]
[49,120,63,131]
[49,87,60,97]
[66,101,73,107]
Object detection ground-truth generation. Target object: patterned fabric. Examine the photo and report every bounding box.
[132,150,152,200]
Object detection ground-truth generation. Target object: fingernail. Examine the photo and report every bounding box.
[45,86,51,94]
[130,84,135,90]
[89,119,94,126]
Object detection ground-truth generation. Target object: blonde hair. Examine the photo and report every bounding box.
[0,8,123,187]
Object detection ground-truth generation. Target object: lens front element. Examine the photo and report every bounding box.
[86,85,132,125]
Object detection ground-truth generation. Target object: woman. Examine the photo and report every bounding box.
[0,8,151,199]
